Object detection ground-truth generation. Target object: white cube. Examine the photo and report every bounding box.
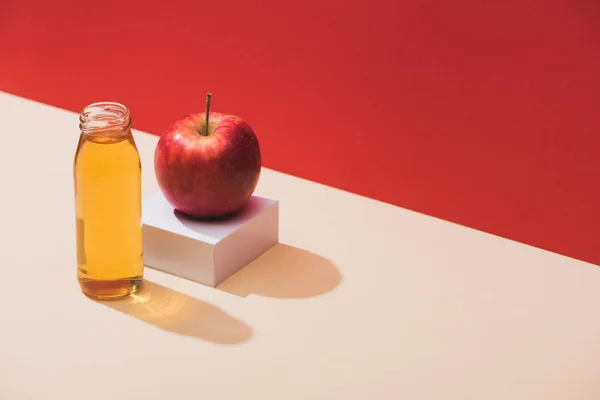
[142,191,279,287]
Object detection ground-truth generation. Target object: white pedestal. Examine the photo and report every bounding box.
[142,191,279,287]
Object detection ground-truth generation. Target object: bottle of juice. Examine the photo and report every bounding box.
[74,102,143,300]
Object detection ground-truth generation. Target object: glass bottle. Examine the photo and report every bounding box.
[74,102,143,300]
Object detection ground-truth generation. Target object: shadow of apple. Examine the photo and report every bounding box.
[217,244,342,298]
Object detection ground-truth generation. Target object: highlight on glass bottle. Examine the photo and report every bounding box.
[74,102,143,300]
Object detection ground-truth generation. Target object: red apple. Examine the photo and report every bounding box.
[154,94,261,218]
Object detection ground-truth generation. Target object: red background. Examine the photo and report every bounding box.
[1,0,599,264]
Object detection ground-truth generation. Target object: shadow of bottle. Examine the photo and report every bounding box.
[217,244,342,298]
[96,280,253,345]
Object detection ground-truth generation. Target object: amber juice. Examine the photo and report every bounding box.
[74,104,143,300]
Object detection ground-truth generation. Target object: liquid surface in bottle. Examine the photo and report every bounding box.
[74,131,143,299]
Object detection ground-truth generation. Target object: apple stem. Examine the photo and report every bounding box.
[205,92,212,136]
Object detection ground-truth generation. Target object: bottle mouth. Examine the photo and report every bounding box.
[79,102,131,136]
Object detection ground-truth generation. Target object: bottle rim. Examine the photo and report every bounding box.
[79,102,132,136]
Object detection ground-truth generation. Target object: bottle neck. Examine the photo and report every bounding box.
[79,102,131,139]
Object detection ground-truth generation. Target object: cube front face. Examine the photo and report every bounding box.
[143,224,216,286]
[142,192,279,287]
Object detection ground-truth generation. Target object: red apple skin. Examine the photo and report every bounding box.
[154,112,261,218]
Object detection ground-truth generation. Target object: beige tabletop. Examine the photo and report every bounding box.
[1,91,599,400]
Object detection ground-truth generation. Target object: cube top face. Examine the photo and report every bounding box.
[142,192,278,244]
